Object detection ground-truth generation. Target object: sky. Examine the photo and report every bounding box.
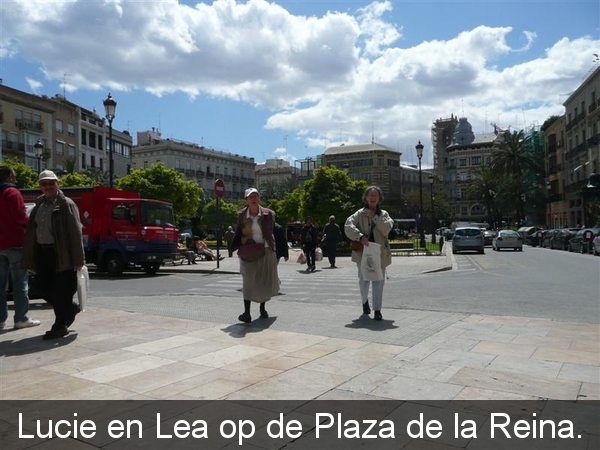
[1,0,599,167]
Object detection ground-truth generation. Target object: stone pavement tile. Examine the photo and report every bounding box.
[60,383,141,400]
[532,347,600,365]
[151,339,235,361]
[315,388,392,400]
[186,344,270,368]
[510,334,573,349]
[422,349,496,369]
[318,337,369,349]
[453,386,539,400]
[485,355,563,378]
[43,349,141,375]
[109,361,216,394]
[335,342,408,358]
[371,375,464,401]
[76,335,154,353]
[448,367,581,400]
[570,339,600,353]
[220,366,283,385]
[456,329,515,343]
[479,315,531,326]
[579,382,600,400]
[256,355,311,371]
[72,355,176,383]
[225,367,351,400]
[558,363,600,384]
[335,370,396,395]
[286,343,340,359]
[547,325,599,340]
[142,368,230,399]
[180,378,251,399]
[424,337,479,352]
[186,324,237,340]
[300,351,390,377]
[3,372,97,400]
[433,365,464,383]
[393,342,437,361]
[372,355,448,376]
[220,350,287,372]
[469,341,537,358]
[238,330,329,353]
[122,335,203,354]
[497,324,551,336]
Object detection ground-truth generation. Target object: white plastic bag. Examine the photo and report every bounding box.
[297,252,306,264]
[315,247,323,261]
[77,266,89,311]
[360,242,383,281]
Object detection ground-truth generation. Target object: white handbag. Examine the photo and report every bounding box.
[77,266,89,311]
[360,242,383,281]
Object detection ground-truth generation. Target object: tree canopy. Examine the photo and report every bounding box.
[116,163,202,219]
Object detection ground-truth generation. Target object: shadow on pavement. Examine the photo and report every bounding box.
[344,315,398,330]
[221,316,278,338]
[0,332,77,356]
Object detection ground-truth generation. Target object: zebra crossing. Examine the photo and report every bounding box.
[193,269,362,306]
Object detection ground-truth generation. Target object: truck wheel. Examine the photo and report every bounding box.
[143,263,160,275]
[105,254,124,277]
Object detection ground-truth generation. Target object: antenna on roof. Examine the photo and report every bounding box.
[371,123,374,144]
[62,73,69,99]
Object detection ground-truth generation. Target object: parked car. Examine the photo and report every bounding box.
[593,235,600,256]
[517,226,544,246]
[492,229,523,251]
[542,229,558,248]
[568,227,600,253]
[550,228,581,250]
[452,227,484,254]
[482,230,498,246]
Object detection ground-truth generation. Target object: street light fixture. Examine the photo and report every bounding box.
[103,93,117,188]
[34,139,44,175]
[428,174,436,244]
[415,141,426,249]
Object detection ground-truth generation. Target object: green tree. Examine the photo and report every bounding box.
[59,172,97,187]
[300,165,367,226]
[116,163,202,220]
[201,199,240,234]
[491,130,540,225]
[0,158,37,188]
[466,165,503,227]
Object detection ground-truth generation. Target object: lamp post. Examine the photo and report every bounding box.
[415,141,426,249]
[34,139,44,174]
[428,174,436,244]
[103,93,117,188]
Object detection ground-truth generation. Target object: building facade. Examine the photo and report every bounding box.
[255,158,297,196]
[132,129,255,201]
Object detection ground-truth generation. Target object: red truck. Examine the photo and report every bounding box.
[21,186,178,276]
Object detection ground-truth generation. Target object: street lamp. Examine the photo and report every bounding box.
[34,139,44,174]
[415,141,426,249]
[103,93,117,188]
[428,174,436,244]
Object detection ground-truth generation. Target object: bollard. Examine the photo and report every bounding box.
[439,236,444,252]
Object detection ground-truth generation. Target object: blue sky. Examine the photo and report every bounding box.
[1,0,598,167]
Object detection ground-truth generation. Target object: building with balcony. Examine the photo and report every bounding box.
[132,129,255,201]
[255,158,297,196]
[563,64,600,227]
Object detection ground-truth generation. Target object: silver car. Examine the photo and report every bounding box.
[452,227,484,254]
[492,229,523,251]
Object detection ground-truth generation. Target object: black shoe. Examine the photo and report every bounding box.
[238,313,251,323]
[43,326,68,340]
[374,311,382,320]
[66,304,81,328]
[260,309,269,319]
[311,266,316,272]
[362,302,371,315]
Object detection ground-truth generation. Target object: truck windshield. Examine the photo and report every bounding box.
[141,201,175,227]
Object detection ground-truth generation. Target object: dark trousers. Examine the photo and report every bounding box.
[35,246,77,329]
[325,240,337,266]
[304,245,316,268]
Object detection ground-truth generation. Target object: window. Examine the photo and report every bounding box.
[56,141,64,155]
[378,158,384,166]
[81,153,86,169]
[89,131,96,148]
[144,160,148,168]
[459,172,468,182]
[90,155,96,168]
[176,159,181,169]
[68,123,75,137]
[471,156,481,165]
[55,119,63,133]
[459,158,467,167]
[68,145,75,157]
[81,129,87,145]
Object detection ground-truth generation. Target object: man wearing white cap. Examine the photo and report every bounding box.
[22,170,85,339]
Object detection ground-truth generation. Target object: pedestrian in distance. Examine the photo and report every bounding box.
[22,170,85,339]
[231,188,279,323]
[224,226,235,257]
[273,222,289,263]
[345,185,394,321]
[0,166,41,331]
[322,215,342,268]
[300,216,318,272]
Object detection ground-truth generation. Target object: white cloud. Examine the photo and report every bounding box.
[1,0,598,158]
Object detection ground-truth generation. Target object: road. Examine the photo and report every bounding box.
[86,245,600,324]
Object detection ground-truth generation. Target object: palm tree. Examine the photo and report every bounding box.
[491,130,539,225]
[466,165,502,228]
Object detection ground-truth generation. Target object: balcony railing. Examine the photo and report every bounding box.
[15,119,43,131]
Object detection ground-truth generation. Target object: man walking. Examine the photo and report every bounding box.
[300,216,318,272]
[22,170,84,339]
[224,226,235,257]
[0,166,40,330]
[322,215,342,268]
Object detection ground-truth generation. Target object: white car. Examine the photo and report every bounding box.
[593,235,600,256]
[492,230,523,251]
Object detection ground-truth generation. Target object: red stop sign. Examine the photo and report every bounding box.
[214,179,225,198]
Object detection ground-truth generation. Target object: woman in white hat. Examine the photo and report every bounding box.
[230,188,279,323]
